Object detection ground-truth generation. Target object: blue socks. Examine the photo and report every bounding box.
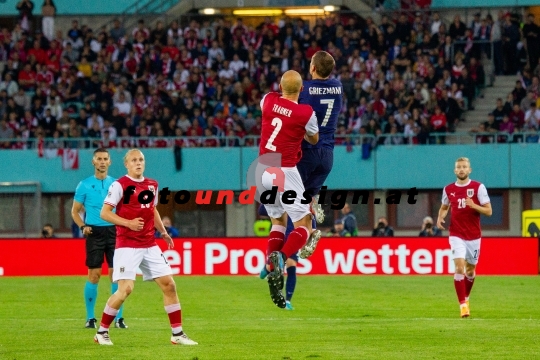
[111,282,124,320]
[84,281,98,320]
[286,266,297,301]
[85,281,124,321]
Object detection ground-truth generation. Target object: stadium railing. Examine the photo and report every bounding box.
[0,132,537,150]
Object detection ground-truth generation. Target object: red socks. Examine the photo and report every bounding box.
[165,303,182,334]
[465,273,475,299]
[267,225,285,257]
[280,226,309,259]
[266,225,286,270]
[98,304,118,332]
[454,274,467,305]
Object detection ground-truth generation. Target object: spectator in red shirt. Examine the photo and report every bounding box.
[162,37,179,61]
[509,103,525,130]
[18,63,36,90]
[371,92,386,117]
[430,106,447,144]
[100,130,117,148]
[27,39,47,64]
[305,40,321,60]
[153,129,168,148]
[202,128,219,147]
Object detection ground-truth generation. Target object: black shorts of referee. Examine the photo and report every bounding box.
[85,225,116,269]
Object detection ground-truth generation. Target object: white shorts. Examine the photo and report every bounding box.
[112,246,173,282]
[261,166,311,223]
[449,236,481,265]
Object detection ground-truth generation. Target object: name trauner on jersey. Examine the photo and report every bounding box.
[272,104,292,117]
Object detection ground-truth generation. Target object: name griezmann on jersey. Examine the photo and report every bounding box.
[308,87,342,95]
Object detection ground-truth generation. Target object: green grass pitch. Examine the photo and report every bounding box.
[1,276,540,359]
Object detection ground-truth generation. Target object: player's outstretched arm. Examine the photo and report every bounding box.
[154,208,174,249]
[100,204,144,231]
[437,204,449,230]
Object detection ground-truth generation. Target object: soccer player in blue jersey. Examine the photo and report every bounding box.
[260,51,343,310]
[71,148,127,329]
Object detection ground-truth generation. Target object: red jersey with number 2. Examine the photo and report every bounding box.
[104,175,158,248]
[442,180,490,240]
[259,92,318,167]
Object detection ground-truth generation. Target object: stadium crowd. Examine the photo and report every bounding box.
[0,4,540,150]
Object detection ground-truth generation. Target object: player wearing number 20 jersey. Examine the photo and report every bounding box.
[437,157,492,319]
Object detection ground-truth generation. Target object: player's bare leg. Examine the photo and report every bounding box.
[108,269,128,329]
[85,268,102,328]
[465,262,477,311]
[154,275,197,345]
[453,258,469,318]
[94,279,134,345]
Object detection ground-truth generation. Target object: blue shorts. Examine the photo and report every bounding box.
[297,148,334,198]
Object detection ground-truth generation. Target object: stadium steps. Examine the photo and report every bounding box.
[447,75,518,144]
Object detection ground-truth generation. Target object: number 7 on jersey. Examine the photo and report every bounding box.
[320,99,335,127]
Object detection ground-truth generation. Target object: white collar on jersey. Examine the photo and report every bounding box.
[280,96,298,104]
[126,175,145,182]
[454,179,471,187]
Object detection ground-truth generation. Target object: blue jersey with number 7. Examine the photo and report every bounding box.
[298,78,344,150]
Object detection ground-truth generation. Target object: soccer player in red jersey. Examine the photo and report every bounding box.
[437,157,492,318]
[258,70,321,308]
[93,149,197,346]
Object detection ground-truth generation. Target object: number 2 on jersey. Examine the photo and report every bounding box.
[265,117,282,151]
[320,99,335,127]
[458,198,466,209]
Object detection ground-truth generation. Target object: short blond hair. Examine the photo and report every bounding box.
[123,149,144,163]
[456,157,470,164]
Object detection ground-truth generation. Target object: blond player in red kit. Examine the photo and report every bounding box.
[94,149,197,346]
[437,157,492,318]
[258,70,321,308]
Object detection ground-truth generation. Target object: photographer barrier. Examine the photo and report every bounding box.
[0,237,536,276]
